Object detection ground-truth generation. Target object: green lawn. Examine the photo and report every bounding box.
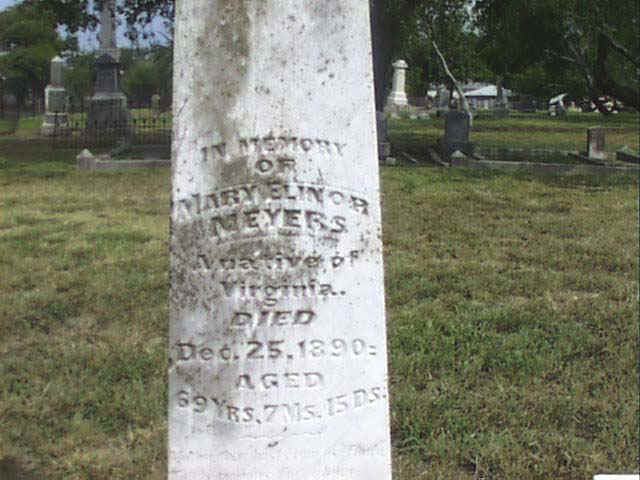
[0,140,638,479]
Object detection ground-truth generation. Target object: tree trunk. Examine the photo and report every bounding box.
[594,32,639,111]
[590,94,613,115]
[431,38,473,126]
[369,0,392,111]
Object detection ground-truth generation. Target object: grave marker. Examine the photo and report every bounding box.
[40,56,68,136]
[169,2,392,479]
[439,110,474,159]
[587,127,607,160]
[87,0,129,132]
[386,60,409,107]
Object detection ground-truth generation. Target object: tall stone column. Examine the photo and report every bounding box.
[169,2,393,479]
[40,56,68,136]
[386,59,409,107]
[87,0,129,134]
[97,0,120,63]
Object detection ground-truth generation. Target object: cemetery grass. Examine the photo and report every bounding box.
[0,141,638,479]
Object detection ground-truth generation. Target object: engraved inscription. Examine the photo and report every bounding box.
[235,372,324,390]
[200,134,347,163]
[194,250,362,273]
[174,338,379,364]
[177,183,369,219]
[231,309,315,328]
[176,385,388,424]
[221,278,344,306]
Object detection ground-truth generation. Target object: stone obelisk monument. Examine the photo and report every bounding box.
[87,0,128,132]
[169,2,393,479]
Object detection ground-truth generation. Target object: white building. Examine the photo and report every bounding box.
[464,85,514,110]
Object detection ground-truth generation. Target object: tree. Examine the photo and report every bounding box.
[25,0,174,40]
[475,0,639,112]
[0,3,67,111]
[112,44,171,107]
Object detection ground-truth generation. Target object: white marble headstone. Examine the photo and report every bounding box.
[386,59,409,107]
[169,1,392,479]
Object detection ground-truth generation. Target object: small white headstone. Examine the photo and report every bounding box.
[169,2,392,479]
[386,59,409,107]
[76,149,95,169]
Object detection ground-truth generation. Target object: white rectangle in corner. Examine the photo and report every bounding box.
[594,475,640,480]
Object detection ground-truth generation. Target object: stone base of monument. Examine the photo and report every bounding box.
[567,151,609,165]
[439,138,475,161]
[616,147,640,164]
[386,91,408,108]
[426,147,449,167]
[40,113,69,136]
[86,93,131,135]
[76,149,170,170]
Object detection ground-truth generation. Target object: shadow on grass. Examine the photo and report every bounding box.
[0,456,44,480]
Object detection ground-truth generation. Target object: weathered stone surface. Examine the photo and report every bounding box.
[587,127,607,160]
[169,2,392,480]
[440,110,474,158]
[50,56,65,87]
[41,57,68,136]
[87,1,128,133]
[87,56,129,132]
[44,86,66,113]
[76,149,95,169]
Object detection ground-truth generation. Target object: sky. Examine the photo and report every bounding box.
[0,0,168,50]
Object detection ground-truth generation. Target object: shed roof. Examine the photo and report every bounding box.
[465,85,513,97]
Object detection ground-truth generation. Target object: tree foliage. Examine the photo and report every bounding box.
[475,0,639,111]
[120,45,172,106]
[25,0,173,41]
[0,3,68,108]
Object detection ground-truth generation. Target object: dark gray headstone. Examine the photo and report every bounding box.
[440,110,474,158]
[444,110,470,143]
[87,54,129,133]
[94,54,120,93]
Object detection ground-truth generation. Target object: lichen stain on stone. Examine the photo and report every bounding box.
[191,1,251,146]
